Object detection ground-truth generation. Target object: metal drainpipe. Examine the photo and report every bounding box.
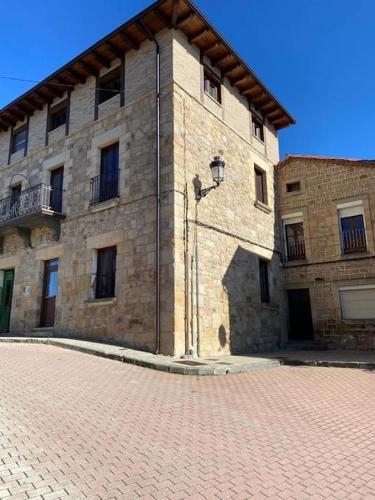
[140,22,161,354]
[153,36,161,354]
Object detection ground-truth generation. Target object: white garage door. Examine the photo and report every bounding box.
[340,286,375,320]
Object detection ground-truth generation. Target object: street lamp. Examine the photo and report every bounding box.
[196,155,225,201]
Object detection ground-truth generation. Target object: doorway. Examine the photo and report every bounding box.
[287,288,314,341]
[40,259,59,327]
[0,270,15,333]
[50,167,64,212]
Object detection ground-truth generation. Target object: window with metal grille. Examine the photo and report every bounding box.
[98,67,122,105]
[204,69,221,104]
[96,246,117,299]
[259,259,270,303]
[285,222,306,261]
[254,166,267,205]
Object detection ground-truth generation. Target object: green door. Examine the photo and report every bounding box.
[0,270,15,333]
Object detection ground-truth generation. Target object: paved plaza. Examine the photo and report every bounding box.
[0,344,374,499]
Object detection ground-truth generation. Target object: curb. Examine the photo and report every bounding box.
[0,337,281,376]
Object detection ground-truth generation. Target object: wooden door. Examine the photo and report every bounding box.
[0,270,15,333]
[287,289,314,341]
[40,259,59,327]
[50,167,64,212]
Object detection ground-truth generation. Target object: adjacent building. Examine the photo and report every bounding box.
[277,155,375,350]
[0,0,294,356]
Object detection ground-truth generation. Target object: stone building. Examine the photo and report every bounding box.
[277,155,375,350]
[0,0,294,357]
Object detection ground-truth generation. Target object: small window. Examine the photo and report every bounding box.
[254,166,267,205]
[286,181,301,193]
[259,259,270,303]
[98,67,122,105]
[252,114,264,142]
[204,69,221,104]
[11,126,27,154]
[48,101,67,132]
[96,246,117,299]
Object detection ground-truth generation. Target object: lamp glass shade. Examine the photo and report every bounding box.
[210,157,225,184]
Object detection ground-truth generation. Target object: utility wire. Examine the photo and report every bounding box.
[0,75,125,94]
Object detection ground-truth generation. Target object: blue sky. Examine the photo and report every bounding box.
[1,0,374,159]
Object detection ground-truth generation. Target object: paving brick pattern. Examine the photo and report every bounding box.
[0,344,374,499]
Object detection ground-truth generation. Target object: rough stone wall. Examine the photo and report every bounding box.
[0,29,175,354]
[172,31,285,357]
[277,157,375,350]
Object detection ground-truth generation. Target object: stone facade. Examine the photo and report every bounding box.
[0,24,287,356]
[277,155,375,350]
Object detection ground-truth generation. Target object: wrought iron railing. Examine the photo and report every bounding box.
[342,228,367,254]
[89,175,119,206]
[0,184,62,225]
[287,236,306,261]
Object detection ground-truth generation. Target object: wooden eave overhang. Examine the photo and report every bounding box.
[0,0,295,132]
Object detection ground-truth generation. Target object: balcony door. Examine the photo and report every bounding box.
[0,270,15,333]
[99,143,119,203]
[50,167,64,212]
[10,184,21,218]
[40,259,59,328]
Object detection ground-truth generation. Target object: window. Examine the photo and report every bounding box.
[98,67,121,105]
[252,114,264,142]
[11,126,27,154]
[286,181,301,193]
[48,101,67,132]
[96,246,117,299]
[10,184,21,217]
[285,222,306,261]
[254,166,267,205]
[338,205,367,254]
[259,259,270,303]
[340,286,375,320]
[204,69,221,104]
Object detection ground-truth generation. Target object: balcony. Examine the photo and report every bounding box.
[286,236,306,261]
[0,184,65,236]
[342,228,367,254]
[89,175,119,206]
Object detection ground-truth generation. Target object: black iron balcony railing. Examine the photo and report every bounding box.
[286,236,306,261]
[0,184,63,226]
[342,228,367,254]
[89,175,119,206]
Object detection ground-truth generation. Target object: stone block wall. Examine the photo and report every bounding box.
[277,156,375,350]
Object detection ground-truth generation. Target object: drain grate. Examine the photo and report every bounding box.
[175,360,208,366]
[215,362,234,366]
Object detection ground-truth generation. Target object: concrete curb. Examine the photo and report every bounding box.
[0,337,281,376]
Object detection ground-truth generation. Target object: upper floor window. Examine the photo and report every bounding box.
[254,166,267,205]
[48,101,67,132]
[259,259,270,303]
[285,221,306,261]
[252,114,264,142]
[286,181,301,193]
[338,204,367,255]
[96,246,117,299]
[98,67,121,105]
[204,68,221,104]
[11,126,27,154]
[90,142,119,206]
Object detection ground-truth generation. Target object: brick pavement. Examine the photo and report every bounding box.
[0,344,374,499]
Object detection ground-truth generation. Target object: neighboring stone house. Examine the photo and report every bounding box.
[0,0,294,357]
[277,155,375,350]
